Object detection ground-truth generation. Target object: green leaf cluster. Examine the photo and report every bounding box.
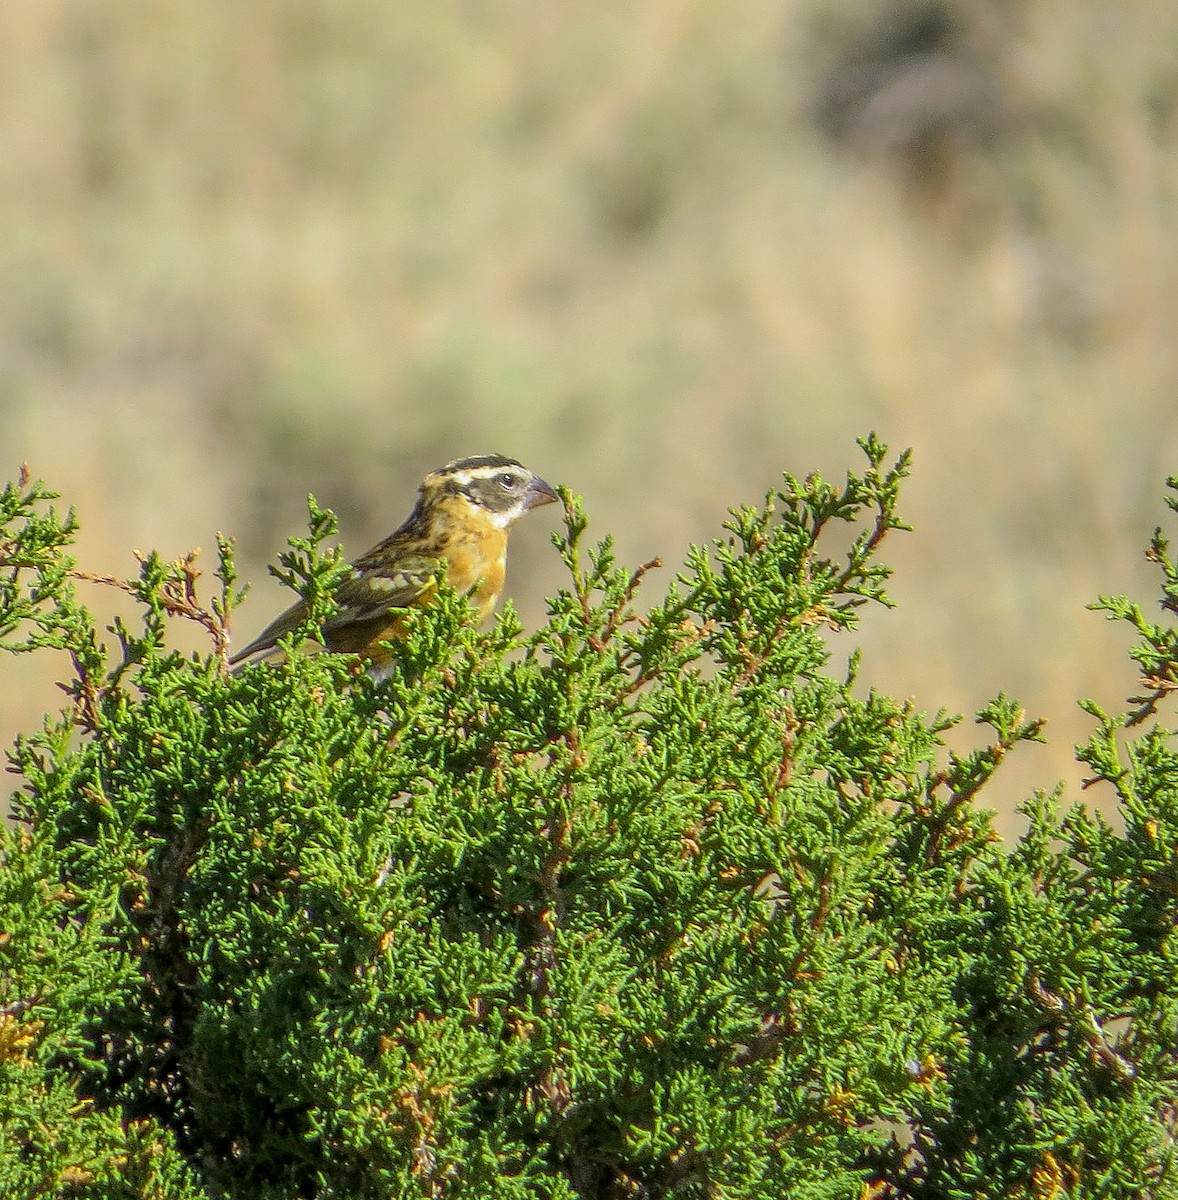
[1,442,1176,1199]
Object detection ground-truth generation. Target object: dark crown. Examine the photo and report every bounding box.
[435,454,522,476]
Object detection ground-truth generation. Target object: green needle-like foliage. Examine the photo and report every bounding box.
[1,440,1176,1199]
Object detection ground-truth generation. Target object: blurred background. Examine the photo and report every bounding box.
[2,0,1177,828]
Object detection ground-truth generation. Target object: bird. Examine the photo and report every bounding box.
[229,454,558,674]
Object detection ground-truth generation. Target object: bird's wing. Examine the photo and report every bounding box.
[229,550,441,665]
[320,553,440,636]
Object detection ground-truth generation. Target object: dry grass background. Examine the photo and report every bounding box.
[3,0,1177,829]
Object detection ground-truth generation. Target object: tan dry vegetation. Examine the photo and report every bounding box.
[2,0,1177,825]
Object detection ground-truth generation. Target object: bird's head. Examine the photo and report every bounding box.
[422,455,559,529]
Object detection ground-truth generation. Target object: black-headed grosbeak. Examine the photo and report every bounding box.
[230,454,558,673]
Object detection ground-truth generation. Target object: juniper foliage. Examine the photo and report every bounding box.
[1,444,1176,1199]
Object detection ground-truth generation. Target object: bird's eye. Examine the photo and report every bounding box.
[498,472,519,490]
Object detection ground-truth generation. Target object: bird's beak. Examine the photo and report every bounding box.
[524,475,559,511]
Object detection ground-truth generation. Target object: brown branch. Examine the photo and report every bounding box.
[70,548,229,659]
[731,615,789,690]
[832,501,892,594]
[1125,672,1178,728]
[582,557,662,653]
[66,649,103,732]
[921,770,973,865]
[600,557,661,644]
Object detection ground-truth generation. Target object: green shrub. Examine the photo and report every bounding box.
[1,442,1175,1199]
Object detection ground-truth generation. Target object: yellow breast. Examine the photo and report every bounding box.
[440,505,509,621]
